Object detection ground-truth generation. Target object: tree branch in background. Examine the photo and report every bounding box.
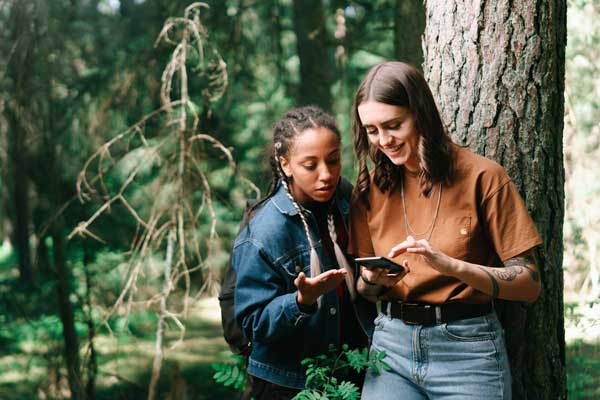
[68,3,249,399]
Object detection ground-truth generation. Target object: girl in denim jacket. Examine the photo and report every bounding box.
[232,106,376,399]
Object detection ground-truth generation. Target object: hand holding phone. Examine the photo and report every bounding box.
[354,256,407,275]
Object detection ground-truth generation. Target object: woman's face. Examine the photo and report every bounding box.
[357,101,420,172]
[279,126,341,204]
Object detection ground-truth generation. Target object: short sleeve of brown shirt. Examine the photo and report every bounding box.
[347,196,376,258]
[348,146,543,304]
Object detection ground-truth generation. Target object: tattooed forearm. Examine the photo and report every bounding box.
[504,255,534,267]
[503,256,540,282]
[493,266,523,281]
[479,267,500,298]
[522,265,540,282]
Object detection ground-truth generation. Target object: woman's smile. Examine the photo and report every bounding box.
[383,143,405,155]
[357,101,420,171]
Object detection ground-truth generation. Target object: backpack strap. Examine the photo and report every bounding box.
[218,199,257,355]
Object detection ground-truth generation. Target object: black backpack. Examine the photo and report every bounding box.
[218,200,257,355]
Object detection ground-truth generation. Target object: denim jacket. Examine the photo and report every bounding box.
[232,178,376,389]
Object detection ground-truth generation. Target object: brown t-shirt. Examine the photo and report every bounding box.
[348,146,543,304]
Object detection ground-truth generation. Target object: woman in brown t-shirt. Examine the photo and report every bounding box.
[349,61,542,400]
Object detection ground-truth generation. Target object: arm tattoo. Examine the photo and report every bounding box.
[479,267,500,298]
[493,266,523,281]
[503,256,540,282]
[504,255,534,267]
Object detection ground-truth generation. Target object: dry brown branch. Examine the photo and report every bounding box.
[75,100,183,201]
[68,4,257,399]
[240,175,262,199]
[189,133,235,169]
[148,229,175,400]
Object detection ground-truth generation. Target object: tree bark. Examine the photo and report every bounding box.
[423,1,566,399]
[292,0,334,111]
[394,0,426,70]
[5,107,33,287]
[82,239,97,400]
[4,1,34,287]
[53,225,82,400]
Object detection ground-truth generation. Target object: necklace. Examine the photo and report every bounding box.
[400,176,442,241]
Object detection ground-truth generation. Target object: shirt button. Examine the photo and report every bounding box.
[295,265,302,273]
[460,228,468,235]
[329,307,337,316]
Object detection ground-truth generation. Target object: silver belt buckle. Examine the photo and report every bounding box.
[435,306,442,324]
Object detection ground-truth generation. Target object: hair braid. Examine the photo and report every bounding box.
[276,161,322,279]
[327,212,356,300]
[250,106,343,307]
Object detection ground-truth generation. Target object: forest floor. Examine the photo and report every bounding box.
[0,297,238,400]
[565,301,600,399]
[1,296,599,399]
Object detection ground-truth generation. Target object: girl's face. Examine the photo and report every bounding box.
[279,126,341,204]
[357,101,420,172]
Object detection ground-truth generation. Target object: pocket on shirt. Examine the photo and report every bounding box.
[439,214,471,259]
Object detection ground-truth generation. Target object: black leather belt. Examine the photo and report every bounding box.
[381,301,493,325]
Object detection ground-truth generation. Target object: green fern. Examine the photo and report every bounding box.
[345,347,370,373]
[293,389,329,400]
[327,381,360,400]
[369,348,392,375]
[213,345,389,399]
[211,353,248,392]
[293,345,389,400]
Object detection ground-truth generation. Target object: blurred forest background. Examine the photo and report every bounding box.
[0,0,598,399]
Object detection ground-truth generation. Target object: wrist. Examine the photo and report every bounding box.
[357,277,387,298]
[360,272,378,286]
[296,292,316,306]
[448,257,464,278]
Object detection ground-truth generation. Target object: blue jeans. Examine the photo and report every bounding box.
[362,311,511,399]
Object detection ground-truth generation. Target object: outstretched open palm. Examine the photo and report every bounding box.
[294,269,347,305]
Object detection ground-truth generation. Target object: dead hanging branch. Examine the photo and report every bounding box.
[69,3,250,399]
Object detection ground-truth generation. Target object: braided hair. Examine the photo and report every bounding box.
[253,106,356,300]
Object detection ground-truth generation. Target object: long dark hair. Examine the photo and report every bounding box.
[352,61,455,208]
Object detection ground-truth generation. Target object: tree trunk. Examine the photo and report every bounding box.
[53,225,82,400]
[292,0,334,111]
[5,107,33,287]
[4,1,34,287]
[423,1,566,399]
[82,239,97,400]
[394,0,426,70]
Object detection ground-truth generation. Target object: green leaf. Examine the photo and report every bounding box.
[302,357,315,366]
[337,381,360,400]
[345,347,370,372]
[293,390,322,400]
[211,352,249,393]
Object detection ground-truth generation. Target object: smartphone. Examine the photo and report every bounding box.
[354,256,406,275]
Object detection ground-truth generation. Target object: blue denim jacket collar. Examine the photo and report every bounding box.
[270,179,351,218]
